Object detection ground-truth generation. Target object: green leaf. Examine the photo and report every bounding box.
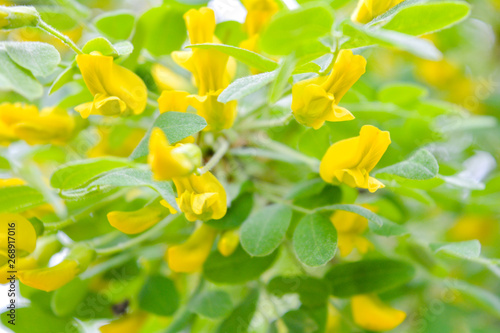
[287,178,326,200]
[1,305,80,333]
[82,37,117,56]
[267,276,330,308]
[324,259,415,297]
[218,70,278,103]
[130,112,207,160]
[0,155,11,170]
[342,23,441,60]
[282,309,319,332]
[0,48,43,100]
[113,41,134,56]
[448,280,500,318]
[217,288,259,333]
[378,83,428,106]
[139,275,179,316]
[206,192,254,230]
[0,186,45,213]
[51,278,88,317]
[134,5,186,57]
[269,55,296,103]
[86,168,178,210]
[260,3,334,55]
[377,0,471,36]
[430,240,481,260]
[50,158,132,190]
[316,204,383,226]
[94,10,135,40]
[369,218,408,237]
[203,246,278,284]
[240,204,292,256]
[215,20,247,46]
[3,42,60,77]
[376,149,439,180]
[293,213,337,267]
[187,43,278,72]
[190,290,233,319]
[49,64,78,95]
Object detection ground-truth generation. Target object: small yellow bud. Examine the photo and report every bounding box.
[217,229,239,257]
[0,6,39,30]
[18,260,79,292]
[351,294,406,331]
[148,128,202,181]
[107,200,171,234]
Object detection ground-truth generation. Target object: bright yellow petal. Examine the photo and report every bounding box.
[217,229,240,257]
[0,213,37,257]
[151,63,192,92]
[351,294,406,331]
[158,90,190,113]
[184,8,216,45]
[0,178,25,187]
[100,312,147,333]
[107,202,170,234]
[160,200,179,214]
[167,224,217,273]
[322,49,367,102]
[351,0,405,24]
[18,260,79,292]
[0,256,37,283]
[356,125,391,173]
[188,91,237,131]
[319,136,360,183]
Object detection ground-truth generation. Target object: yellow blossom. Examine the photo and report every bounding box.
[330,207,374,257]
[351,294,406,331]
[100,312,147,333]
[242,0,279,36]
[351,0,405,24]
[88,127,146,158]
[188,92,237,131]
[0,103,74,145]
[167,223,217,273]
[217,229,240,256]
[291,49,366,129]
[158,90,191,113]
[320,125,390,193]
[0,5,39,30]
[18,260,80,292]
[75,51,147,118]
[447,215,498,246]
[152,63,192,92]
[107,200,172,234]
[17,244,95,292]
[0,213,37,258]
[0,178,25,187]
[148,128,202,181]
[173,171,227,222]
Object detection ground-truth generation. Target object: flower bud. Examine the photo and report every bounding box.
[217,229,239,257]
[0,6,39,30]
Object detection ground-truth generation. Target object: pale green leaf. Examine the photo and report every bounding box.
[190,290,233,319]
[376,149,439,180]
[4,41,61,77]
[218,71,278,103]
[431,240,481,259]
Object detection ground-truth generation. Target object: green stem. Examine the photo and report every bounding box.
[37,20,83,55]
[238,113,293,131]
[164,277,205,333]
[199,138,229,174]
[95,214,179,256]
[254,138,320,171]
[44,190,125,231]
[259,191,313,214]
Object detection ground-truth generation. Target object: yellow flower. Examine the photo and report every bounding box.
[107,200,172,235]
[17,244,95,292]
[351,294,406,331]
[148,128,202,181]
[99,312,147,333]
[158,90,190,113]
[0,178,25,187]
[217,229,240,257]
[18,260,80,292]
[0,5,39,30]
[291,50,366,129]
[152,63,192,92]
[320,125,390,193]
[167,223,217,273]
[326,303,342,332]
[0,103,74,145]
[88,127,146,158]
[447,215,498,246]
[1,256,37,283]
[173,171,227,222]
[351,0,405,24]
[75,51,147,118]
[172,8,233,95]
[0,213,37,258]
[330,207,374,257]
[188,92,237,131]
[242,0,279,36]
